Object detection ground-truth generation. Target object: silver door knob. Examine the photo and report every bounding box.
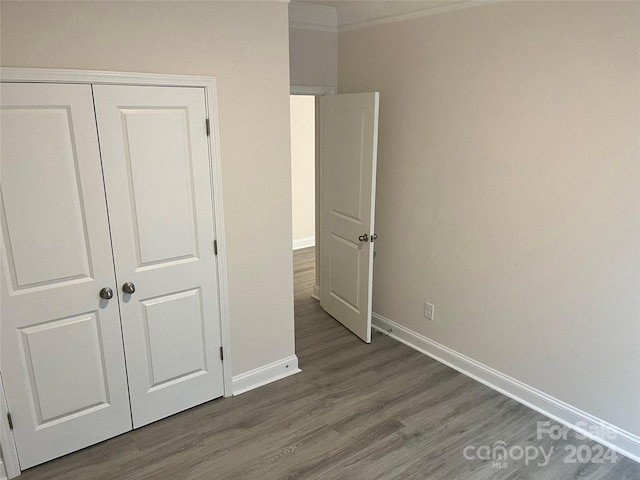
[122,282,136,294]
[99,287,113,300]
[358,234,369,242]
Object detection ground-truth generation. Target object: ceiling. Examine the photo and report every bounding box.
[296,1,472,29]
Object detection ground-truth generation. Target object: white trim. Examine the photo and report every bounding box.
[203,77,234,398]
[371,312,640,464]
[2,67,217,88]
[311,285,320,301]
[290,23,337,34]
[339,1,502,33]
[317,94,325,309]
[293,237,315,250]
[289,2,337,33]
[232,356,300,396]
[0,373,19,479]
[291,85,336,96]
[0,458,6,480]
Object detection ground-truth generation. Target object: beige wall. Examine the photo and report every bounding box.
[339,1,640,434]
[289,27,337,88]
[0,1,295,376]
[290,95,316,245]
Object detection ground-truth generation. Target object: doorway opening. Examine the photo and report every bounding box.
[290,93,320,309]
[290,94,316,253]
[289,87,380,344]
[289,86,336,305]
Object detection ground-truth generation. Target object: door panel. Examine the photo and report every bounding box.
[141,288,207,390]
[329,233,361,311]
[320,93,379,343]
[1,106,93,289]
[19,313,110,424]
[93,85,223,428]
[0,83,132,469]
[122,109,199,266]
[329,110,366,221]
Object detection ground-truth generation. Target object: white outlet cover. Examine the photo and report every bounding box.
[424,302,435,321]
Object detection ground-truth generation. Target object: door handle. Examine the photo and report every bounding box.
[358,234,369,242]
[99,287,113,300]
[122,282,136,294]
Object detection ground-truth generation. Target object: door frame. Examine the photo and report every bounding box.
[0,68,232,477]
[290,85,336,305]
[0,372,19,479]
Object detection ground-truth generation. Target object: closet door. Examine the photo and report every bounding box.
[0,83,132,469]
[93,85,224,428]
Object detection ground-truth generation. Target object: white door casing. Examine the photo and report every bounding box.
[0,371,20,479]
[320,93,380,343]
[0,83,133,469]
[92,85,224,428]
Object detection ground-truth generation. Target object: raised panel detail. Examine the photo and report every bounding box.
[121,109,199,269]
[141,288,206,390]
[329,234,360,312]
[0,107,92,291]
[19,313,109,426]
[330,110,365,223]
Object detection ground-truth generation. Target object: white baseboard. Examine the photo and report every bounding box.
[232,355,301,396]
[311,285,320,301]
[371,312,640,464]
[292,237,315,250]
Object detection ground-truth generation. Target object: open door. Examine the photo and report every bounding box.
[320,92,379,343]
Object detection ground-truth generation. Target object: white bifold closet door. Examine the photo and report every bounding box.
[93,85,223,428]
[0,83,133,469]
[1,82,224,470]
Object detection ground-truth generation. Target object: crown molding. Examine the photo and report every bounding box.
[338,1,502,33]
[290,85,336,95]
[289,2,338,33]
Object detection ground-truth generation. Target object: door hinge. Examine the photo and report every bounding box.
[220,346,224,361]
[7,412,13,430]
[206,118,211,136]
[214,239,218,255]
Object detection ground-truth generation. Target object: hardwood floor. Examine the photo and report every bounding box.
[18,247,640,479]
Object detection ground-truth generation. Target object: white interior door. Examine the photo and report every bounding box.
[0,83,132,469]
[320,93,379,343]
[93,85,224,428]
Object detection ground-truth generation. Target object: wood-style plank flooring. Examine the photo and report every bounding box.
[18,247,640,479]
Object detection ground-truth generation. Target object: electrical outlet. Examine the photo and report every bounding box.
[424,302,435,321]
